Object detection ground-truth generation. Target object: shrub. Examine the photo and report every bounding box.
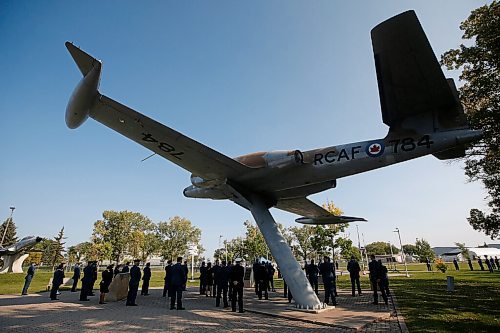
[435,259,448,273]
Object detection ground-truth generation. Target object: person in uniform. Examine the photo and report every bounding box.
[257,260,269,300]
[215,260,230,308]
[378,259,390,297]
[22,263,36,295]
[99,264,114,304]
[485,255,493,273]
[347,256,362,296]
[267,262,276,292]
[50,263,65,300]
[453,258,460,270]
[126,259,141,306]
[230,258,245,313]
[80,262,93,301]
[478,257,485,271]
[205,262,213,297]
[495,256,500,270]
[90,262,98,296]
[369,255,388,305]
[305,259,319,295]
[425,257,432,271]
[162,260,172,297]
[141,262,152,295]
[252,259,260,296]
[71,263,81,292]
[199,261,207,295]
[212,260,220,298]
[319,256,336,305]
[169,256,187,310]
[467,258,474,271]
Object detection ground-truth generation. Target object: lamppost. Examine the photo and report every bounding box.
[0,206,15,247]
[393,228,409,277]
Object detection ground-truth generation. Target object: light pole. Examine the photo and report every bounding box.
[393,228,409,277]
[0,206,15,247]
[356,225,365,271]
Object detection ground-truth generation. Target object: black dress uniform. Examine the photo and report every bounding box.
[50,265,65,300]
[347,258,362,296]
[80,263,93,301]
[319,257,336,305]
[215,261,230,308]
[230,259,245,313]
[126,261,142,306]
[169,258,187,310]
[141,263,151,295]
[71,264,81,292]
[305,260,320,295]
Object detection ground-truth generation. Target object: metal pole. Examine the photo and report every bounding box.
[0,207,15,247]
[225,240,228,263]
[191,253,194,281]
[394,228,409,277]
[356,225,365,271]
[388,240,395,271]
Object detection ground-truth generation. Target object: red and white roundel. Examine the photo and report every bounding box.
[366,142,384,157]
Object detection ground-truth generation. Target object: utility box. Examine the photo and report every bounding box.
[447,276,455,292]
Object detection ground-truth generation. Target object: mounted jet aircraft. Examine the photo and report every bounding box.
[65,11,482,309]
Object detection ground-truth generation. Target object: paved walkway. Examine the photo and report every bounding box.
[0,287,405,332]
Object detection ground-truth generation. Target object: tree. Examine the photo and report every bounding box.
[290,225,315,261]
[403,244,418,256]
[92,210,153,263]
[0,217,18,247]
[157,216,202,261]
[415,239,435,262]
[365,241,399,256]
[441,1,500,239]
[335,237,361,260]
[455,242,470,259]
[243,220,269,261]
[50,227,66,268]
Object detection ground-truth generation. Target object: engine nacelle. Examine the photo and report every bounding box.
[65,62,101,129]
[236,150,304,169]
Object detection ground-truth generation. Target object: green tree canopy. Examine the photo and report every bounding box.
[455,242,470,259]
[157,216,202,261]
[50,227,66,268]
[0,217,18,247]
[403,244,418,256]
[415,239,435,262]
[365,241,399,256]
[243,220,269,261]
[441,1,500,239]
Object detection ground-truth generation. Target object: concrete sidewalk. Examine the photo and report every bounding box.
[0,287,405,332]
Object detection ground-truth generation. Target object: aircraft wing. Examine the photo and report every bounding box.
[371,10,464,130]
[66,42,251,180]
[275,197,366,225]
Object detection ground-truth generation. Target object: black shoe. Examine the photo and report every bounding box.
[22,293,28,295]
[80,299,90,301]
[170,307,175,310]
[99,302,106,304]
[126,303,138,306]
[372,302,378,305]
[238,310,245,313]
[177,307,185,310]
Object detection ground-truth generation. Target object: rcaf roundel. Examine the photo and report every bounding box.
[366,142,384,157]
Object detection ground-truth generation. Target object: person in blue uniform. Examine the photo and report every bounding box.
[169,256,187,310]
[22,263,36,295]
[347,256,362,296]
[162,260,172,297]
[305,259,319,295]
[199,261,207,295]
[126,259,141,306]
[369,255,388,305]
[215,260,230,308]
[80,261,93,301]
[71,263,81,292]
[141,262,151,295]
[230,258,245,313]
[319,256,336,306]
[50,263,65,300]
[99,264,114,304]
[257,261,269,300]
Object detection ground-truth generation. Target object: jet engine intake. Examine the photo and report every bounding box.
[190,175,226,188]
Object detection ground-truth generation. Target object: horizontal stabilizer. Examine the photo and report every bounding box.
[65,42,101,76]
[433,146,465,160]
[296,215,367,225]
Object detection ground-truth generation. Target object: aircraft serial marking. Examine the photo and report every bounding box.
[141,133,184,160]
[389,135,434,153]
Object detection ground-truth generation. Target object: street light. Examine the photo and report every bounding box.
[393,228,409,277]
[0,206,15,247]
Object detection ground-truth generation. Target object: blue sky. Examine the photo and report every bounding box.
[0,1,495,260]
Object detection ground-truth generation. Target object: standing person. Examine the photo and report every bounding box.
[205,262,213,297]
[169,256,187,310]
[495,256,500,270]
[22,263,36,295]
[257,261,269,300]
[267,262,276,292]
[162,260,172,297]
[425,258,432,271]
[485,255,493,273]
[71,263,81,292]
[212,260,220,298]
[199,261,207,295]
[215,260,230,308]
[230,258,245,313]
[80,262,93,301]
[99,264,114,304]
[378,260,390,297]
[489,257,495,272]
[453,258,460,271]
[252,259,260,296]
[467,258,474,271]
[305,259,319,295]
[114,265,121,276]
[126,259,141,306]
[369,255,388,305]
[478,257,485,271]
[50,264,65,300]
[319,256,337,306]
[141,262,151,296]
[89,262,98,296]
[122,262,130,273]
[347,256,362,297]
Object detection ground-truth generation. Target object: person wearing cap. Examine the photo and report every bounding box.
[99,264,114,304]
[80,261,93,301]
[215,260,230,308]
[319,256,337,306]
[22,263,36,295]
[169,256,187,310]
[230,258,245,313]
[50,263,65,300]
[70,263,81,292]
[347,256,362,297]
[126,259,141,306]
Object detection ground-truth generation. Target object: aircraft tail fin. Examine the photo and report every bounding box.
[65,42,101,76]
[371,11,469,136]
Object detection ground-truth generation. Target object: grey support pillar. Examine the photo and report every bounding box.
[248,196,323,309]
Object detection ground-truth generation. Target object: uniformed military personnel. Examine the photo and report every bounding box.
[305,259,319,295]
[215,260,230,308]
[467,258,474,271]
[162,260,172,297]
[212,260,220,298]
[319,256,336,306]
[50,263,65,300]
[252,259,260,296]
[80,262,94,301]
[347,256,362,296]
[169,256,187,310]
[199,261,207,295]
[267,262,276,292]
[22,263,36,295]
[126,259,141,306]
[70,263,81,292]
[256,260,269,300]
[378,259,390,297]
[230,258,245,313]
[141,262,152,295]
[99,264,114,304]
[369,255,387,305]
[453,258,460,271]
